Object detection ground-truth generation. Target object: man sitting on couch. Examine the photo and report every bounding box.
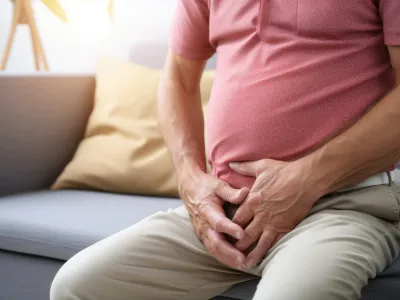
[51,0,400,299]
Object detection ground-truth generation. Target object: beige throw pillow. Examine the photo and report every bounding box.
[52,56,214,197]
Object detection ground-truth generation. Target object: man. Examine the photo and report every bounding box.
[51,0,400,299]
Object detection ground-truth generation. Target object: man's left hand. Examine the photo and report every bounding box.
[229,158,322,268]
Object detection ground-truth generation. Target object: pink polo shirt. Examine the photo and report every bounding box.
[170,0,400,189]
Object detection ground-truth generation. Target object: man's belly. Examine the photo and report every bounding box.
[205,78,389,190]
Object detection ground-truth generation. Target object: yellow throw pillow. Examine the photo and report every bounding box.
[52,56,214,197]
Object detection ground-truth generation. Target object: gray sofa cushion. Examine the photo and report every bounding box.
[0,190,181,260]
[1,190,400,300]
[0,250,62,300]
[0,75,95,197]
[0,190,256,300]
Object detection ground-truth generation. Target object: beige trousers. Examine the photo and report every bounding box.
[51,184,400,300]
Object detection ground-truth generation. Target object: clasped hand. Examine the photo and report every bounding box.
[181,159,321,271]
[229,158,321,268]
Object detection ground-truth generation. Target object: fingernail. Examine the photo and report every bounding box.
[236,231,244,239]
[236,265,244,271]
[229,162,239,168]
[247,258,257,268]
[236,259,245,270]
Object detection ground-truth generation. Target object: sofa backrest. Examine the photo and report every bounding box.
[0,42,216,197]
[0,75,95,196]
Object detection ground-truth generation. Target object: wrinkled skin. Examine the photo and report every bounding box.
[229,159,321,267]
[179,170,250,269]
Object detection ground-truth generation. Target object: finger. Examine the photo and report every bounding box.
[234,234,259,253]
[246,230,277,268]
[229,160,268,177]
[207,208,245,239]
[204,228,246,270]
[232,201,254,228]
[274,233,286,246]
[234,217,263,252]
[214,181,249,205]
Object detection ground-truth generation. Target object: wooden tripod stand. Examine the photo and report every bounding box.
[1,0,49,71]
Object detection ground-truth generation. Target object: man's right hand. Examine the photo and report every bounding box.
[157,51,248,269]
[179,169,249,270]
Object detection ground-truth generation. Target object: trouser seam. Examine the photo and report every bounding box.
[387,186,400,220]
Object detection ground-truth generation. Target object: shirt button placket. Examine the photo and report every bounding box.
[257,0,271,41]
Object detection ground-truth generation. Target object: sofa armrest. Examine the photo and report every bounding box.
[0,74,95,197]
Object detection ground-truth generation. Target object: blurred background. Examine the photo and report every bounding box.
[0,0,178,73]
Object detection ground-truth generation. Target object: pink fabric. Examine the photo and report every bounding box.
[170,0,400,189]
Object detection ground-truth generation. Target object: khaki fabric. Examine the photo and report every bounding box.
[51,184,400,300]
[52,57,214,197]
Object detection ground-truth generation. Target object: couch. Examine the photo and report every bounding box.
[1,43,400,300]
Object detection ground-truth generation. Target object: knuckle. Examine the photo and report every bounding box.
[250,191,263,202]
[213,180,222,191]
[207,210,218,224]
[209,238,220,254]
[248,193,263,208]
[198,230,206,241]
[197,202,211,216]
[233,188,247,201]
[196,223,207,238]
[261,159,270,168]
[195,201,204,213]
[213,218,222,232]
[233,214,246,225]
[246,230,259,239]
[215,181,227,193]
[195,224,207,241]
[230,190,240,201]
[257,201,270,213]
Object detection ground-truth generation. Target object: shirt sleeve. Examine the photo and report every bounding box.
[379,0,400,45]
[170,0,215,60]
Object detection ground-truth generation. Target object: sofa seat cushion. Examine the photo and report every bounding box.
[0,190,258,300]
[0,190,183,260]
[1,190,400,300]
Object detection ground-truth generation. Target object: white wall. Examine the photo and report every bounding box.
[0,0,178,73]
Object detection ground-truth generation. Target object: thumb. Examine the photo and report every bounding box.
[214,182,249,205]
